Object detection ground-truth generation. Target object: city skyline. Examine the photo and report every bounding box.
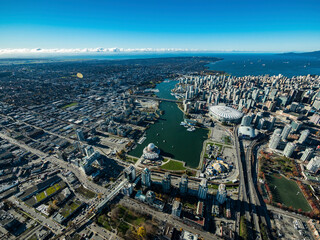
[1,0,320,53]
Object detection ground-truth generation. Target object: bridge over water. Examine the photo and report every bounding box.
[130,95,181,103]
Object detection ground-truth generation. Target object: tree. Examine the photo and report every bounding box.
[52,200,58,207]
[137,226,146,239]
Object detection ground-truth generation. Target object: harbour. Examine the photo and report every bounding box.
[129,80,208,168]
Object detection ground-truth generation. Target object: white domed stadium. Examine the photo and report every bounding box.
[143,143,160,160]
[209,105,243,123]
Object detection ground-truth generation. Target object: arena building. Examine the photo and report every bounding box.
[209,105,243,123]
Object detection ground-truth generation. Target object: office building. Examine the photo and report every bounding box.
[122,184,133,196]
[146,190,155,204]
[85,146,94,157]
[162,172,171,193]
[291,121,302,132]
[269,132,281,150]
[76,129,85,141]
[179,175,188,195]
[307,156,320,173]
[257,118,266,130]
[283,142,296,158]
[310,114,320,126]
[268,116,276,131]
[124,165,136,182]
[298,130,310,144]
[289,102,299,112]
[281,124,292,141]
[301,148,314,162]
[241,115,252,126]
[254,112,263,126]
[216,184,227,204]
[172,200,182,217]
[141,168,151,188]
[80,148,100,174]
[198,179,208,200]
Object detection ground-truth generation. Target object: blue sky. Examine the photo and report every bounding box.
[0,0,320,52]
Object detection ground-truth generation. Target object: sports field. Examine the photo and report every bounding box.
[266,174,311,212]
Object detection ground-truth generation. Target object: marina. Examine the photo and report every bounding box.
[129,80,208,168]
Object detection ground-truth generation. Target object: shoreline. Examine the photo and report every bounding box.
[129,79,209,168]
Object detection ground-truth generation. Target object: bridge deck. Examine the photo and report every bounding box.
[130,95,181,103]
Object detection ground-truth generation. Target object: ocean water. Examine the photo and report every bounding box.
[207,53,320,77]
[3,52,320,77]
[55,52,320,77]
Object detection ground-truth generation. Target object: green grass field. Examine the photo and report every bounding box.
[208,184,219,190]
[61,201,81,218]
[98,215,112,231]
[35,192,46,202]
[46,186,56,196]
[125,156,138,163]
[45,184,61,196]
[118,221,130,235]
[61,102,78,109]
[266,174,311,212]
[161,160,186,171]
[124,211,145,226]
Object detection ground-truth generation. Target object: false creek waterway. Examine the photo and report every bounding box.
[129,80,208,168]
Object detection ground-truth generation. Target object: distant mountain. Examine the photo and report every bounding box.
[281,50,320,57]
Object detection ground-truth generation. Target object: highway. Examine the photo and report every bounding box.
[97,178,128,211]
[245,141,261,238]
[234,125,262,239]
[233,126,251,235]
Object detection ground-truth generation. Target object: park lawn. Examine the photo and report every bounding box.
[45,184,61,196]
[45,186,56,196]
[75,185,96,199]
[226,186,238,190]
[61,102,78,109]
[35,191,46,202]
[223,135,231,145]
[118,221,130,235]
[61,201,81,218]
[125,156,138,163]
[161,160,186,171]
[98,215,112,231]
[162,158,169,162]
[266,174,311,212]
[208,184,219,190]
[124,211,137,223]
[124,211,145,226]
[133,217,145,226]
[117,205,127,218]
[183,202,197,209]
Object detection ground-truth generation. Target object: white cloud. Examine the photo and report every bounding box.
[0,47,203,55]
